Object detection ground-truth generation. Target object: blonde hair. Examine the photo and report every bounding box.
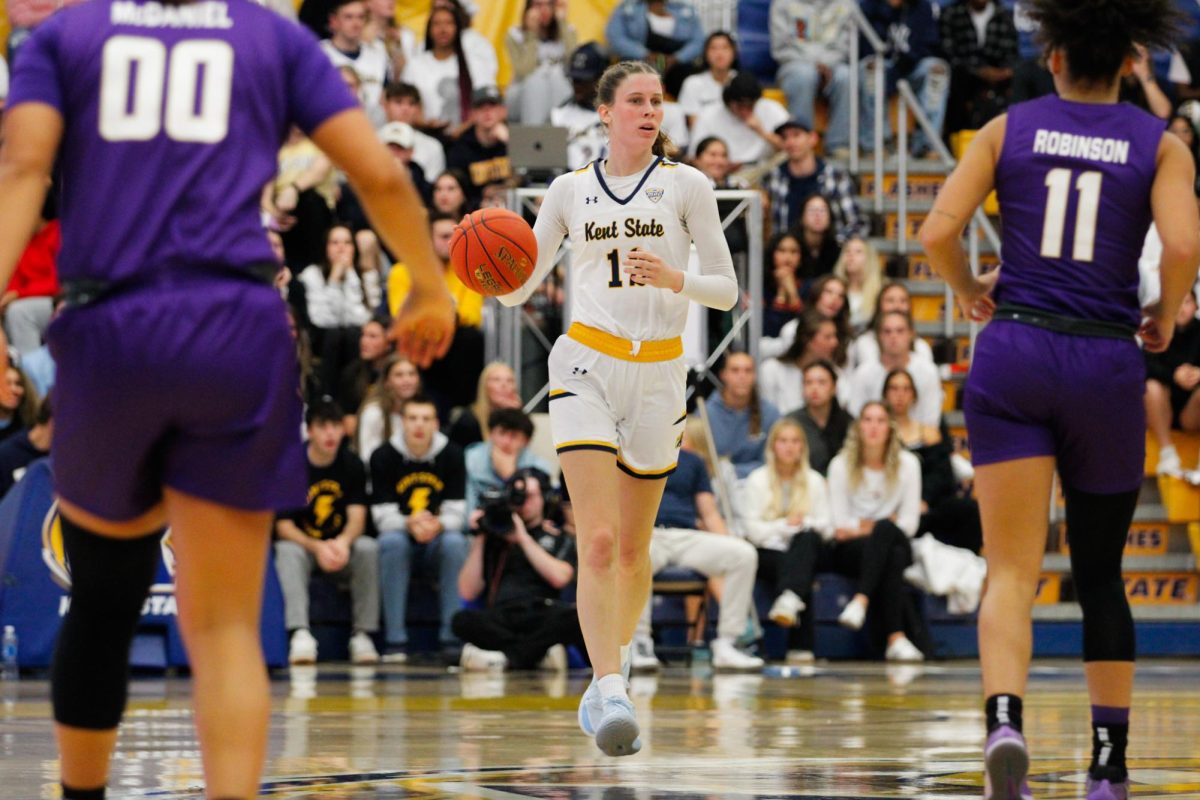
[682,416,717,477]
[763,418,812,520]
[470,361,516,437]
[595,60,678,159]
[833,235,882,320]
[841,401,904,492]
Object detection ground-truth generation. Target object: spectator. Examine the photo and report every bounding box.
[299,224,377,393]
[338,317,392,435]
[769,0,853,155]
[371,394,469,662]
[761,273,852,361]
[1119,45,1173,120]
[6,0,85,61]
[17,296,59,399]
[794,194,841,287]
[2,215,59,354]
[689,71,788,168]
[706,351,781,479]
[858,0,948,158]
[436,0,500,93]
[849,310,943,426]
[940,0,1019,133]
[766,119,866,242]
[363,0,415,79]
[883,368,982,553]
[383,83,448,180]
[453,467,583,670]
[834,235,883,332]
[379,121,432,206]
[0,390,51,499]
[1009,0,1053,103]
[741,417,832,662]
[760,309,845,414]
[1145,291,1200,476]
[464,408,553,515]
[631,436,765,671]
[320,0,389,126]
[402,2,495,128]
[551,42,609,170]
[692,136,747,190]
[445,361,523,449]
[786,359,852,475]
[678,31,739,126]
[274,399,380,665]
[826,402,924,661]
[264,128,337,272]
[848,280,935,370]
[605,0,707,98]
[286,305,324,403]
[430,170,473,220]
[446,87,513,204]
[505,0,577,124]
[358,354,422,462]
[763,232,805,338]
[0,365,35,444]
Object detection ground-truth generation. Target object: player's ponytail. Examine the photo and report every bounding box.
[596,60,678,159]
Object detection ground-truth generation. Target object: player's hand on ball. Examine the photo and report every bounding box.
[394,285,456,367]
[623,249,684,291]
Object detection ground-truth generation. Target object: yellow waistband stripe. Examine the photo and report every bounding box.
[567,322,683,363]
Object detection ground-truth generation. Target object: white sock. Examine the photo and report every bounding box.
[619,642,631,665]
[598,673,628,700]
[1161,444,1179,460]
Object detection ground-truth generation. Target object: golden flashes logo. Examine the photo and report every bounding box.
[41,501,175,590]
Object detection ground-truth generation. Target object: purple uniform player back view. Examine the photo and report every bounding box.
[8,0,358,518]
[964,95,1166,494]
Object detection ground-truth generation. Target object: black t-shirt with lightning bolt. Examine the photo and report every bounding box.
[280,449,368,541]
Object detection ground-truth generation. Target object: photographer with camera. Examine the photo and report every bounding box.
[464,408,552,515]
[371,394,468,663]
[453,468,585,670]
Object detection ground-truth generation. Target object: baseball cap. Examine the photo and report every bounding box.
[568,43,607,82]
[378,121,416,149]
[471,85,503,107]
[775,119,813,136]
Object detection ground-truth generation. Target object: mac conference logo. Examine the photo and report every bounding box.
[41,501,178,614]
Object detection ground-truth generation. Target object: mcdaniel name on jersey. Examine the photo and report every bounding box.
[585,218,666,242]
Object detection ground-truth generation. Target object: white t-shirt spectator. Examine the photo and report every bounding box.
[848,331,935,372]
[689,96,789,164]
[677,70,734,118]
[551,102,607,170]
[321,39,390,120]
[848,358,944,427]
[827,450,922,537]
[758,358,852,415]
[740,465,834,550]
[411,128,447,179]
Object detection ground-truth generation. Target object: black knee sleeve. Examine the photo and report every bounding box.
[52,517,163,729]
[1064,487,1138,663]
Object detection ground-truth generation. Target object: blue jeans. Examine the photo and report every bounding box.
[859,56,949,152]
[379,528,469,647]
[777,59,851,150]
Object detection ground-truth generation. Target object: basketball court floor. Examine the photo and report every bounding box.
[3,661,1199,799]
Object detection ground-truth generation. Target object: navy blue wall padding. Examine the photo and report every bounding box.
[0,458,288,669]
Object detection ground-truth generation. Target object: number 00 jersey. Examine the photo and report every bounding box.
[994,94,1165,329]
[520,156,733,343]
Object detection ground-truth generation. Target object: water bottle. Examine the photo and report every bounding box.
[1,626,17,681]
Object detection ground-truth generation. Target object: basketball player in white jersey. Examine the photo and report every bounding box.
[499,61,738,757]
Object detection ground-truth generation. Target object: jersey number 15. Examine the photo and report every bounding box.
[1040,168,1102,262]
[99,35,234,144]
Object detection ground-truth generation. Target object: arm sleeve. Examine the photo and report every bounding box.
[804,471,835,540]
[826,456,857,530]
[497,173,571,307]
[438,499,467,533]
[372,503,407,532]
[894,454,923,537]
[679,167,738,311]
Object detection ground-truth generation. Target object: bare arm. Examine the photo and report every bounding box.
[695,491,729,535]
[1146,134,1200,349]
[515,522,575,590]
[310,108,454,366]
[458,533,486,601]
[336,504,367,546]
[275,518,321,554]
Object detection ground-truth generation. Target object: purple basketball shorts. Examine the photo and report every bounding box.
[963,320,1145,494]
[47,276,306,521]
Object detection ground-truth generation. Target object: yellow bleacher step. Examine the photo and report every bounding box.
[1144,430,1200,476]
[1157,475,1200,523]
[1124,573,1199,604]
[1034,573,1061,604]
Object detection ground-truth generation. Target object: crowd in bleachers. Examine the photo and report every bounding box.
[5,0,1200,669]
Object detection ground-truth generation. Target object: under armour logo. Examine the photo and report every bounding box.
[572,367,588,375]
[585,196,599,204]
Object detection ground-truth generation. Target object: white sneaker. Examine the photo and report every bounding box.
[1157,446,1183,477]
[885,636,924,662]
[288,629,317,665]
[349,632,379,664]
[631,635,660,672]
[539,644,567,672]
[711,638,764,670]
[838,598,867,631]
[785,649,815,664]
[768,590,805,627]
[460,642,508,672]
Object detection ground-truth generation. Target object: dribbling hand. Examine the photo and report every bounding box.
[623,249,684,292]
[394,285,456,368]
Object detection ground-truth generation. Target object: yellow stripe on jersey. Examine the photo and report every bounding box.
[574,161,593,174]
[567,322,683,363]
[548,389,574,398]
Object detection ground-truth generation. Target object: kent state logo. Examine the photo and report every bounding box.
[41,501,177,591]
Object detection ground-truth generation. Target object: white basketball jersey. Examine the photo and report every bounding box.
[535,156,711,342]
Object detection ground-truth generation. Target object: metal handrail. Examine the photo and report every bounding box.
[846,2,886,214]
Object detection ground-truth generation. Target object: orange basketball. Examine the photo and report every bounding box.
[450,208,538,297]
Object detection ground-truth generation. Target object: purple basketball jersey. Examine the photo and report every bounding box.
[7,0,358,284]
[994,95,1165,329]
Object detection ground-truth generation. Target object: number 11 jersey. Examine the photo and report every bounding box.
[8,0,357,285]
[994,94,1166,329]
